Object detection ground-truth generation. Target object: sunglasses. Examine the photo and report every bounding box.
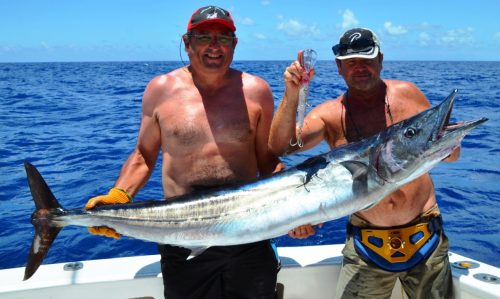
[332,41,376,56]
[188,34,235,46]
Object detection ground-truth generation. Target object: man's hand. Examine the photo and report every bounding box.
[85,187,131,209]
[443,146,460,162]
[288,223,323,239]
[283,51,316,96]
[85,187,132,239]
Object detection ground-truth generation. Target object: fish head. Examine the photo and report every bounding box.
[372,89,487,184]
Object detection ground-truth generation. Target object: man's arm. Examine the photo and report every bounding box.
[86,77,163,209]
[268,57,304,155]
[114,77,163,196]
[85,77,164,238]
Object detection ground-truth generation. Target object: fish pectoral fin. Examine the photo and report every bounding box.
[340,161,370,196]
[340,161,369,179]
[186,246,210,259]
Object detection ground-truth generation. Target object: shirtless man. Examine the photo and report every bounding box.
[269,28,457,298]
[86,6,282,299]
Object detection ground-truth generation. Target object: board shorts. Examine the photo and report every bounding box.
[158,240,280,299]
[334,204,454,299]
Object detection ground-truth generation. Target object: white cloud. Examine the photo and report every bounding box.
[261,1,271,6]
[239,17,255,26]
[340,9,359,29]
[383,22,407,35]
[277,18,320,37]
[494,32,500,41]
[419,22,432,30]
[253,33,267,40]
[419,32,431,46]
[1,45,15,52]
[440,27,474,46]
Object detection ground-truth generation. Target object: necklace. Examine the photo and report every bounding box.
[341,88,394,141]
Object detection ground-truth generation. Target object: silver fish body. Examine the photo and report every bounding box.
[52,156,364,247]
[24,89,487,280]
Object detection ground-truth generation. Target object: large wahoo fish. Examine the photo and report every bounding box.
[24,90,486,280]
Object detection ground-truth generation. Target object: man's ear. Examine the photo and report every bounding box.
[182,34,190,51]
[335,59,342,74]
[378,53,384,62]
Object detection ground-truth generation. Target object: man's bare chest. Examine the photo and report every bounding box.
[157,102,255,148]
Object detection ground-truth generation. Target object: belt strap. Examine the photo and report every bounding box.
[348,215,442,272]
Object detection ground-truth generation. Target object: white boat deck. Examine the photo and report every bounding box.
[0,245,499,298]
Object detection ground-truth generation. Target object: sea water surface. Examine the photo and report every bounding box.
[0,60,499,271]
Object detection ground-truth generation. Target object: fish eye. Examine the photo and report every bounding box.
[404,128,417,138]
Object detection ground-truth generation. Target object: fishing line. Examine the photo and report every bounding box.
[179,34,188,67]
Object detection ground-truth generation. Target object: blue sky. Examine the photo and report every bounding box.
[1,0,499,62]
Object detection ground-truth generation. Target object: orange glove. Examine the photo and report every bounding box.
[88,226,122,239]
[85,187,132,209]
[85,187,132,239]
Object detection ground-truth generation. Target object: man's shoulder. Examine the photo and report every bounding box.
[142,69,189,107]
[308,97,343,122]
[385,79,419,91]
[386,80,426,101]
[315,96,344,111]
[384,79,430,111]
[147,69,186,90]
[238,71,273,102]
[239,70,268,88]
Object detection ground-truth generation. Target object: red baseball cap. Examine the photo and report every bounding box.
[187,6,236,32]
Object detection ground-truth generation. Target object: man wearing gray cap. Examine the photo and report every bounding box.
[269,28,457,298]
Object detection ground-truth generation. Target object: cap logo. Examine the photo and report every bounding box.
[349,32,362,43]
[201,6,227,19]
[206,12,218,19]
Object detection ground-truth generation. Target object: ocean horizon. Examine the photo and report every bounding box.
[2,59,500,64]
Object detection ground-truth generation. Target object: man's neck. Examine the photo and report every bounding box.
[189,66,231,95]
[347,80,386,108]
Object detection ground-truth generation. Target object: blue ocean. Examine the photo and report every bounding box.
[0,60,499,271]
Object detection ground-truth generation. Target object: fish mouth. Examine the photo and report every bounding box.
[425,90,487,162]
[431,89,487,143]
[442,119,487,136]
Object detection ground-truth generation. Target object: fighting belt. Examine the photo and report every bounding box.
[349,215,442,272]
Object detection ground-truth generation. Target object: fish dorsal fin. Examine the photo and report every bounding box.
[296,156,328,185]
[340,161,369,197]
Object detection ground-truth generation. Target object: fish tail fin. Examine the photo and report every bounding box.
[24,161,65,280]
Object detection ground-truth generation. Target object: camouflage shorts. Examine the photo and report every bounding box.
[334,208,454,299]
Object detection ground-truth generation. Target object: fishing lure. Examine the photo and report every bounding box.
[291,49,317,148]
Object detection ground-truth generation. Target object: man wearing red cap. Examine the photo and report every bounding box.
[86,5,283,298]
